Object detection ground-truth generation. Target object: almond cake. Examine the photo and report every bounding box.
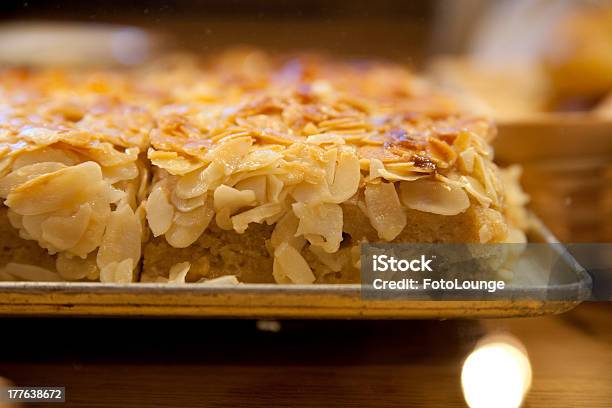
[0,50,527,284]
[0,68,151,282]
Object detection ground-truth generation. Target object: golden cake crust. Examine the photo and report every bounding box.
[0,50,522,284]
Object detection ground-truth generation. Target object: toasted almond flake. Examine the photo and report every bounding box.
[97,203,141,272]
[78,144,138,168]
[6,161,104,216]
[103,162,139,184]
[0,156,13,178]
[329,151,360,203]
[453,130,472,152]
[235,175,267,204]
[369,158,428,182]
[303,122,319,135]
[291,182,331,204]
[306,134,346,145]
[18,127,61,146]
[6,209,22,229]
[69,189,112,257]
[267,175,284,203]
[213,184,256,213]
[170,190,206,212]
[149,150,204,176]
[399,178,470,216]
[368,158,385,180]
[364,182,406,241]
[109,186,128,204]
[231,202,283,233]
[176,161,225,199]
[473,155,498,205]
[12,147,80,169]
[0,162,67,197]
[21,214,46,243]
[137,164,150,204]
[1,263,62,282]
[56,252,98,281]
[323,148,338,185]
[41,203,93,251]
[460,175,492,207]
[99,259,134,283]
[236,149,282,172]
[135,202,150,243]
[273,242,315,284]
[293,202,343,253]
[459,147,476,173]
[168,261,191,283]
[204,136,252,174]
[146,184,175,237]
[479,224,493,243]
[215,207,234,230]
[198,275,240,285]
[271,211,306,250]
[165,201,214,248]
[428,137,457,168]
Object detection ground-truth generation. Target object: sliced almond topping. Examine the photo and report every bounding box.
[364,182,406,241]
[102,162,139,184]
[213,184,257,213]
[69,189,112,257]
[0,162,67,197]
[12,147,80,169]
[97,203,141,272]
[399,178,470,216]
[149,150,204,176]
[231,203,283,234]
[41,203,93,251]
[293,202,343,253]
[369,158,428,182]
[198,275,240,285]
[170,190,206,212]
[165,201,214,248]
[204,136,252,174]
[56,252,98,281]
[460,175,492,207]
[168,262,191,284]
[271,211,306,250]
[459,147,476,173]
[235,175,267,204]
[99,259,134,283]
[1,263,62,282]
[273,242,315,284]
[176,161,225,199]
[146,183,175,237]
[473,155,498,206]
[236,149,282,173]
[6,161,105,216]
[329,151,360,203]
[267,175,284,203]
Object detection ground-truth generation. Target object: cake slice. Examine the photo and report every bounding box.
[141,55,517,284]
[0,68,151,282]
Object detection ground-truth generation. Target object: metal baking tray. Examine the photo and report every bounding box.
[0,218,591,319]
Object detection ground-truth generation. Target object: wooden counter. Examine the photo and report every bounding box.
[0,303,610,407]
